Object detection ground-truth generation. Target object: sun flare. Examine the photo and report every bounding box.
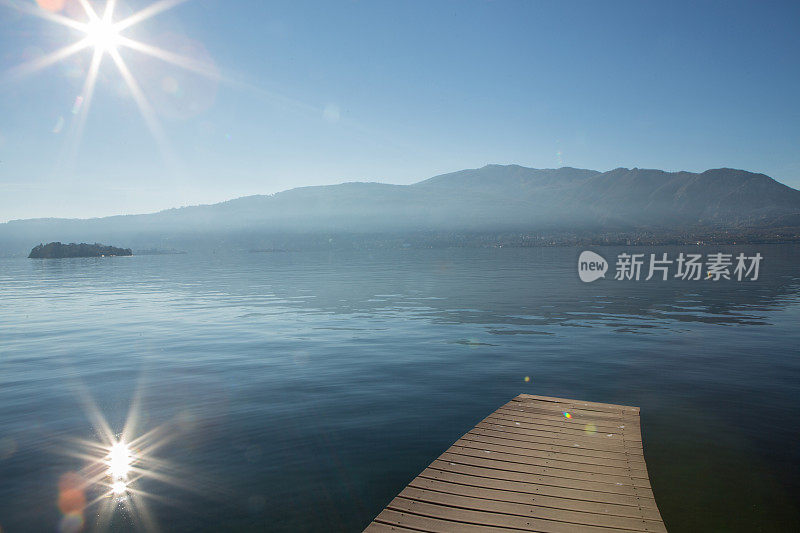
[85,18,121,53]
[1,0,212,163]
[56,388,196,530]
[106,440,132,481]
[111,479,128,495]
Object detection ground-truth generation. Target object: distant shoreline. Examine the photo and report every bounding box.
[134,249,187,255]
[6,233,800,259]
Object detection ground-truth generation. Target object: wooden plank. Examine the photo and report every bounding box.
[484,413,643,442]
[495,406,639,432]
[387,497,643,533]
[438,453,655,494]
[458,434,647,468]
[489,409,636,432]
[510,401,642,422]
[409,475,664,521]
[430,460,657,500]
[467,429,648,461]
[371,508,532,533]
[364,394,666,532]
[423,464,659,509]
[479,418,643,447]
[450,439,651,479]
[445,447,651,484]
[516,394,641,414]
[506,406,642,426]
[398,486,667,532]
[476,421,643,452]
[495,405,640,430]
[485,411,642,440]
[363,521,420,533]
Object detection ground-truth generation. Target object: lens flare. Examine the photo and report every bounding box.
[106,441,131,480]
[71,95,83,115]
[58,511,84,533]
[2,0,213,165]
[35,0,65,12]
[85,18,121,53]
[563,411,572,419]
[111,480,127,495]
[58,387,198,531]
[57,472,86,515]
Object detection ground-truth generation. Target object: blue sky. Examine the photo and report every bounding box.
[0,0,799,221]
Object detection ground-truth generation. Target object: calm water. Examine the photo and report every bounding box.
[1,246,799,532]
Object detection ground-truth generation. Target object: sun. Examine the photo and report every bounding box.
[1,0,220,164]
[85,17,121,53]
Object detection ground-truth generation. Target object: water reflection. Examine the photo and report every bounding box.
[49,384,202,532]
[0,245,798,531]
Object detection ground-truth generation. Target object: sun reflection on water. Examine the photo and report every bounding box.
[106,441,132,481]
[55,387,193,531]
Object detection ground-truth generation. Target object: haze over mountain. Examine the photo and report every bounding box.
[3,165,800,255]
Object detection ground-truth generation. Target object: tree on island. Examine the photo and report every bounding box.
[28,242,133,258]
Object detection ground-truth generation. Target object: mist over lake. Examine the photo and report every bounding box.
[1,246,798,531]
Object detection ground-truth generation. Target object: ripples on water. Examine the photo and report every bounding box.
[1,246,799,531]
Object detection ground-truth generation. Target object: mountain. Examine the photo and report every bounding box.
[2,165,799,255]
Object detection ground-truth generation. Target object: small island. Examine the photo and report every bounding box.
[28,242,133,259]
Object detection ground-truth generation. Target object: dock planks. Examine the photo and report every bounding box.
[365,394,666,532]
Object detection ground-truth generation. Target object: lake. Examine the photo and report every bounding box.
[1,245,798,532]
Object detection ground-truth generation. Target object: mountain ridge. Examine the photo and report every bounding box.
[2,165,799,254]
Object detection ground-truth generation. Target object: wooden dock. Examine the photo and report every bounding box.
[365,394,666,532]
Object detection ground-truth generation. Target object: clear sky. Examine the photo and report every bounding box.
[1,0,799,221]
